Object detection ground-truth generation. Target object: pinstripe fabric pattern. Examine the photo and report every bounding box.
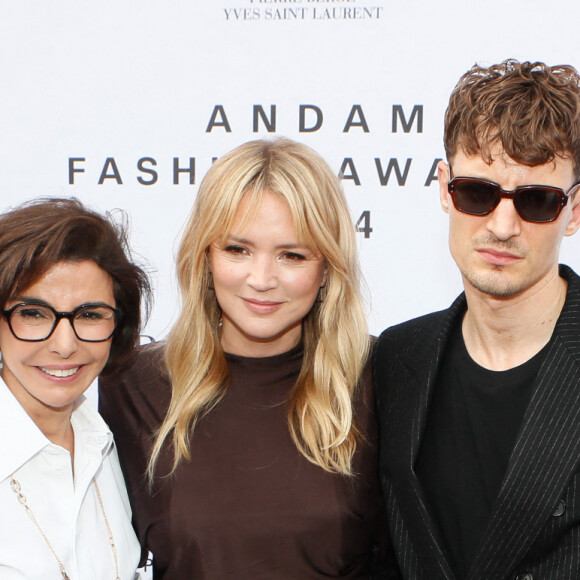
[374,265,580,580]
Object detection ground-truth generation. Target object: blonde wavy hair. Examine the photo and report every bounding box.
[149,138,369,479]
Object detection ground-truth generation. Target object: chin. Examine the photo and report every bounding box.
[466,271,528,298]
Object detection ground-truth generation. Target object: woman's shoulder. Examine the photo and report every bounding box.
[350,338,377,432]
[131,340,168,376]
[105,340,167,383]
[99,340,171,424]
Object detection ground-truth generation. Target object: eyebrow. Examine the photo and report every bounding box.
[8,297,115,310]
[226,234,309,251]
[8,296,50,306]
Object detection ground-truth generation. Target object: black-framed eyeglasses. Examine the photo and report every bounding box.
[447,174,579,223]
[1,302,119,342]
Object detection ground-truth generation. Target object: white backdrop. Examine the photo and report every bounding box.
[1,3,579,577]
[1,0,579,340]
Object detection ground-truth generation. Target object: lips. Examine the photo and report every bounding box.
[40,367,80,378]
[476,248,522,266]
[242,298,284,314]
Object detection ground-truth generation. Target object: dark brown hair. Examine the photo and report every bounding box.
[444,59,580,180]
[0,197,151,374]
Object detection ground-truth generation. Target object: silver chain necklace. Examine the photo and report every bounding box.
[10,474,121,580]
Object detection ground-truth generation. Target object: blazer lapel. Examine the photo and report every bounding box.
[468,266,580,580]
[384,295,467,579]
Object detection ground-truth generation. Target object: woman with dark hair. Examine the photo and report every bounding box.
[0,197,151,579]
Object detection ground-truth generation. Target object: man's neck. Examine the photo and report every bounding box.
[461,270,567,371]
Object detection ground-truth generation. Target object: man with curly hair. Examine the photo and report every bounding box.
[375,59,580,580]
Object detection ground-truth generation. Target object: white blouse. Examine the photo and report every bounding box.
[0,378,141,579]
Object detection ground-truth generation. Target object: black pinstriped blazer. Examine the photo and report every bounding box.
[374,265,580,580]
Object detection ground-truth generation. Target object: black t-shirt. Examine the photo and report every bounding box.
[416,322,548,578]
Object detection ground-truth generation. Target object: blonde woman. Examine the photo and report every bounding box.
[100,138,391,579]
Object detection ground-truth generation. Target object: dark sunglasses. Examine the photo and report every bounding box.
[447,175,579,223]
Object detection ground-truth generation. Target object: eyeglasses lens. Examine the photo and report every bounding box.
[454,181,498,215]
[513,188,561,223]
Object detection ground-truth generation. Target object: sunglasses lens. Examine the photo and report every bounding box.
[514,188,562,223]
[452,180,498,215]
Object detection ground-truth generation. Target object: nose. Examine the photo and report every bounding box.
[48,318,79,358]
[485,198,522,241]
[247,255,277,291]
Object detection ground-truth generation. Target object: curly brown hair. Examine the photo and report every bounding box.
[444,59,580,180]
